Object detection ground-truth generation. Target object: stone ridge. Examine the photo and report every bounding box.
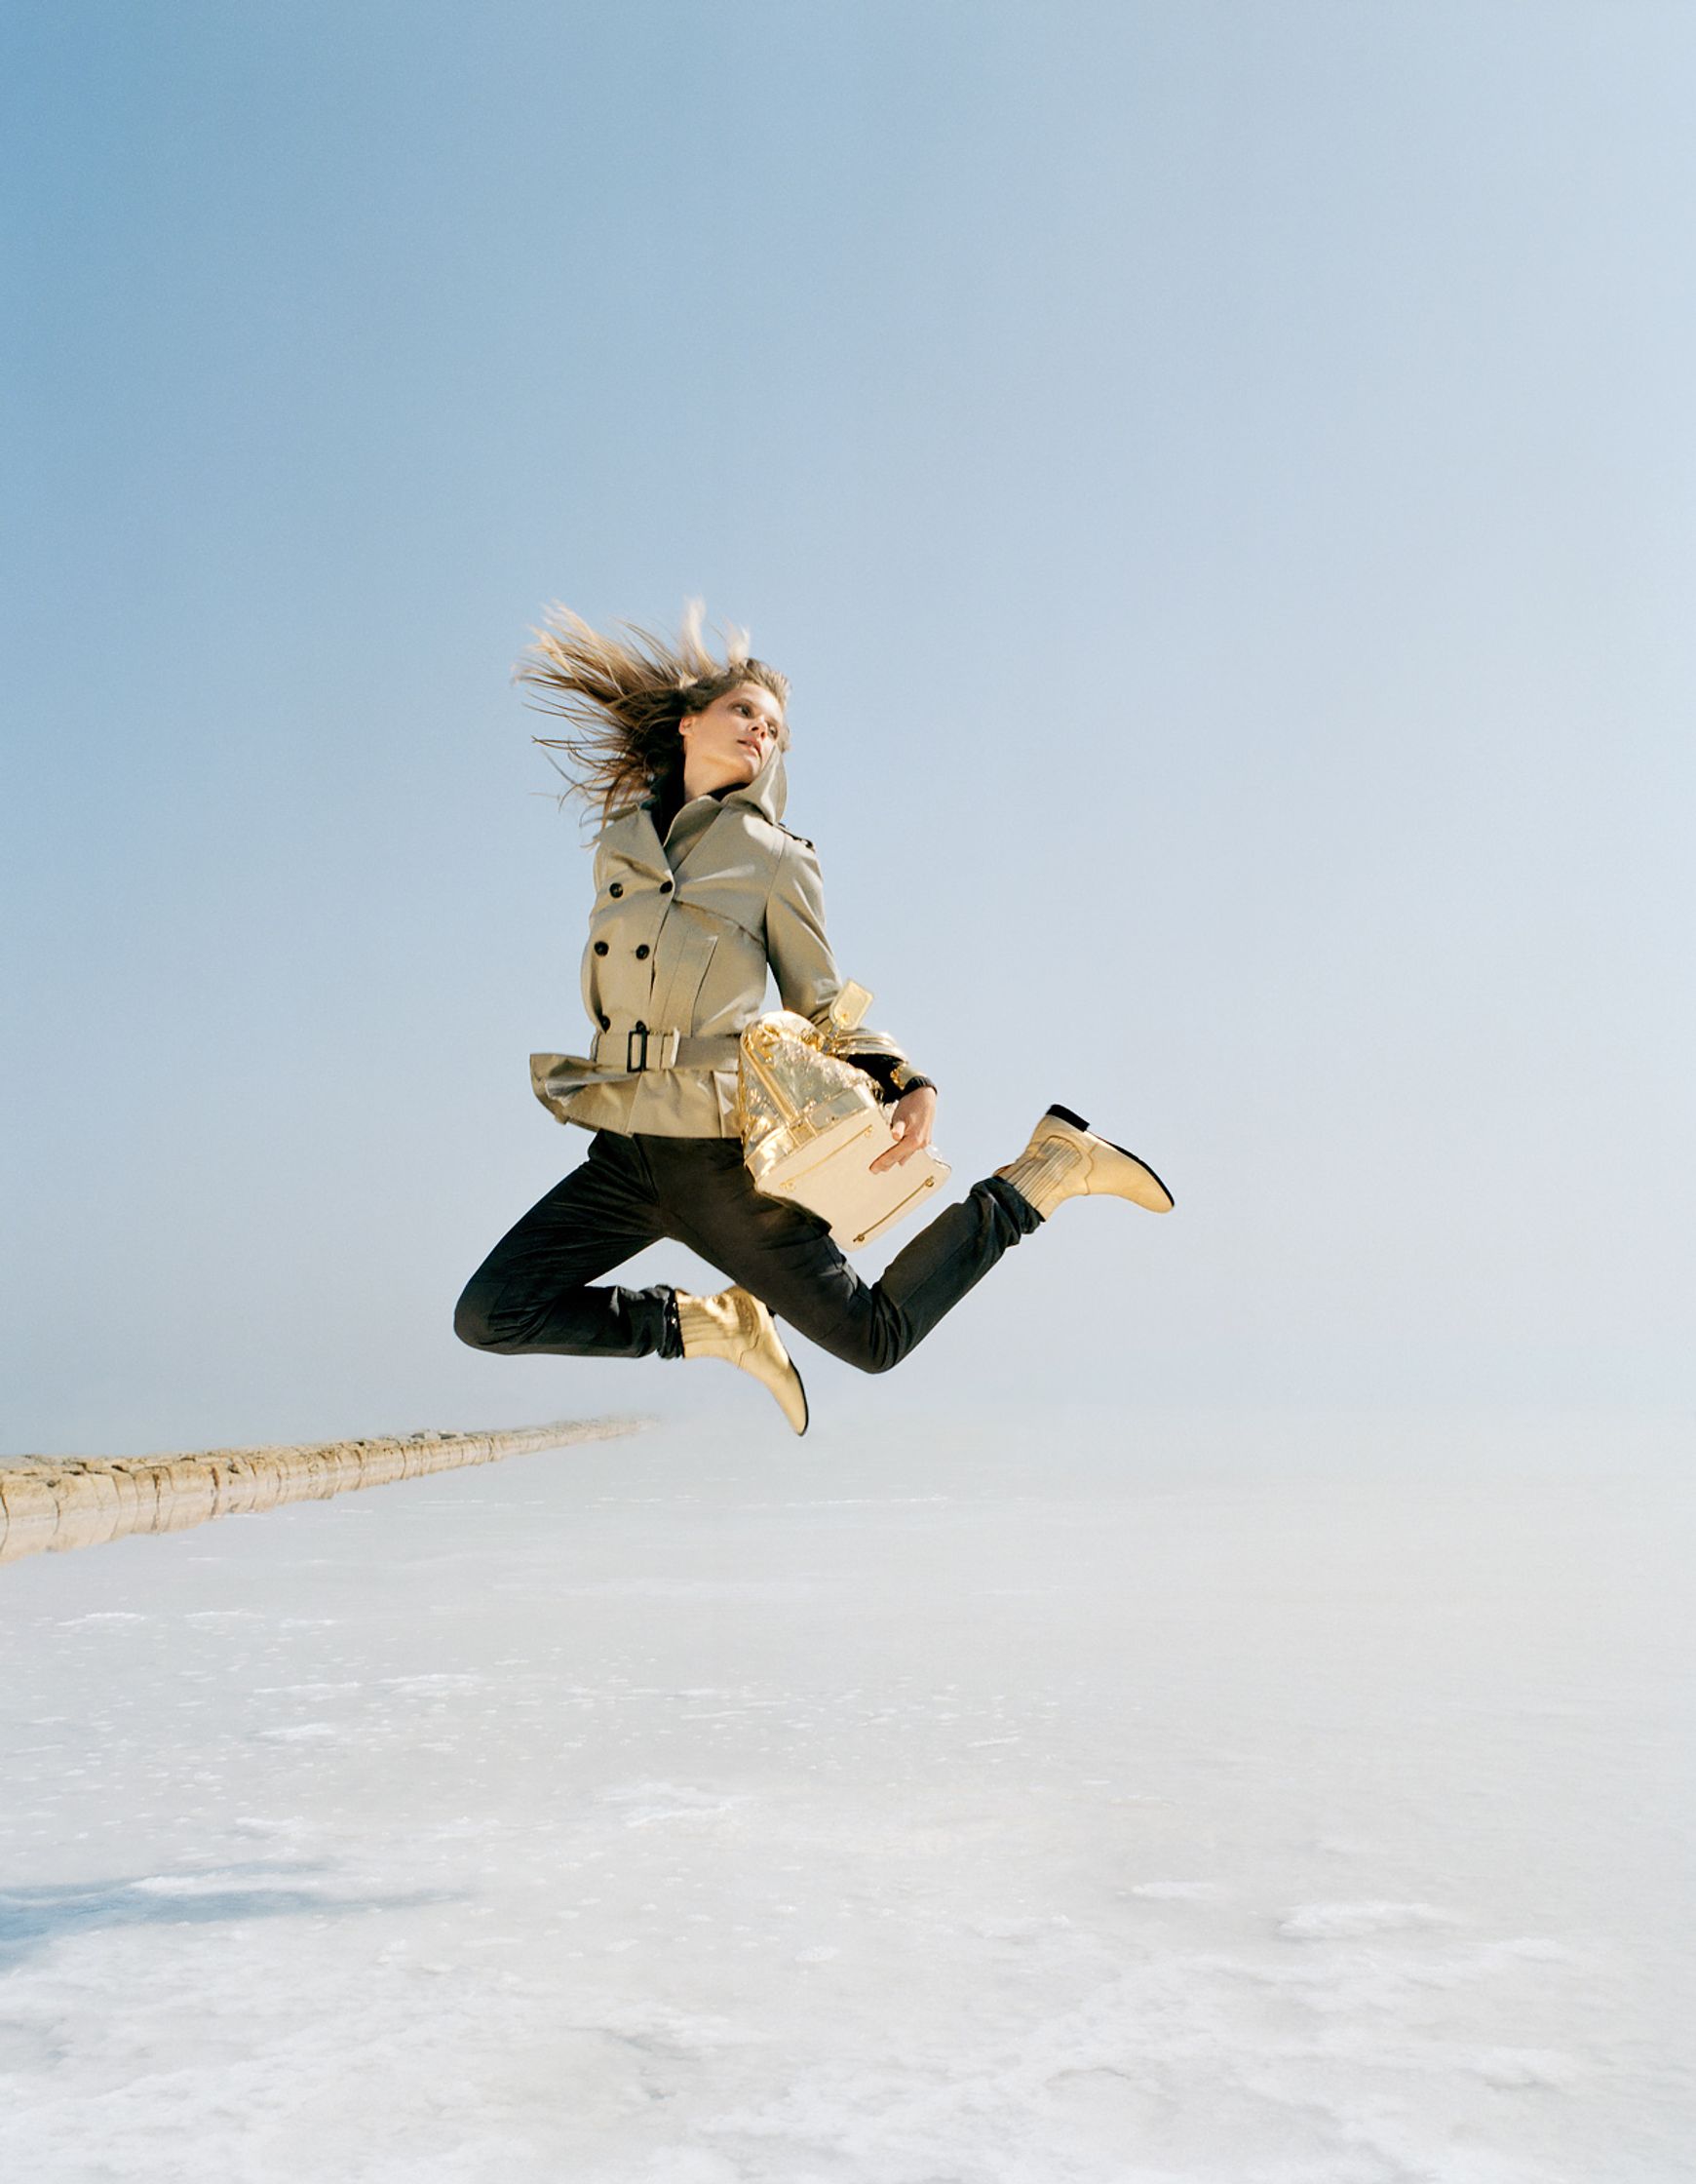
[0,1419,650,1565]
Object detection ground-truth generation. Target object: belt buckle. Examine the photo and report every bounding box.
[625,1027,678,1072]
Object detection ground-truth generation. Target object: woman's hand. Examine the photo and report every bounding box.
[869,1085,939,1173]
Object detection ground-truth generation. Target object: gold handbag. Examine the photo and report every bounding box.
[737,983,949,1251]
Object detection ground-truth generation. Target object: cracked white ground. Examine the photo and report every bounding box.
[2,1406,1691,2184]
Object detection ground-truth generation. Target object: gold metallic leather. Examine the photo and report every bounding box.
[675,1285,809,1435]
[737,991,950,1252]
[996,1110,1175,1220]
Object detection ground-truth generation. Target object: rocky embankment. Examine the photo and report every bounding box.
[0,1419,647,1564]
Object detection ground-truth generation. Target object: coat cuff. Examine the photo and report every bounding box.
[847,1052,936,1102]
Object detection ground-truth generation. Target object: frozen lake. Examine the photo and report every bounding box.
[3,1408,1692,2182]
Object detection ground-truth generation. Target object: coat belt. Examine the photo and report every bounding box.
[588,1027,744,1073]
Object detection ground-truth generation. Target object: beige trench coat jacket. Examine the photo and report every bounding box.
[530,746,907,1139]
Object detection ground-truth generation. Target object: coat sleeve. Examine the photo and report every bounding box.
[765,836,923,1079]
[765,835,842,1025]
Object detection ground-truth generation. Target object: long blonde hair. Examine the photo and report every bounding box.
[517,601,790,821]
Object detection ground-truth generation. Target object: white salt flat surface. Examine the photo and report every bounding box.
[2,1409,1692,2183]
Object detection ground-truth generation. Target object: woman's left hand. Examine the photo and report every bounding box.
[870,1085,939,1172]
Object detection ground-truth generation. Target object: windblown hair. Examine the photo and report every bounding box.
[517,601,790,822]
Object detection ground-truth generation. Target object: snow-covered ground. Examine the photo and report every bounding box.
[2,1407,1692,2183]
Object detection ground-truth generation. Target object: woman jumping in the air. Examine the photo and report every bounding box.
[453,606,1173,1432]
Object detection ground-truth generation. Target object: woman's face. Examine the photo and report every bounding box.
[677,682,786,793]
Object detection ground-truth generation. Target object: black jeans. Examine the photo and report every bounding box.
[453,1131,1041,1374]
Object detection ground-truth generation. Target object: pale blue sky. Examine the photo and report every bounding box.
[4,1,1691,1453]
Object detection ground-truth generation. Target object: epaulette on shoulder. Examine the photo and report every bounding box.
[776,822,816,851]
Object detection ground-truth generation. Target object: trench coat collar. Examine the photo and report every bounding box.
[725,742,789,824]
[664,742,788,831]
[600,804,673,883]
[621,745,790,874]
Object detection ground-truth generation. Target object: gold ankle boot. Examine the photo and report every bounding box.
[674,1285,809,1435]
[996,1104,1175,1220]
